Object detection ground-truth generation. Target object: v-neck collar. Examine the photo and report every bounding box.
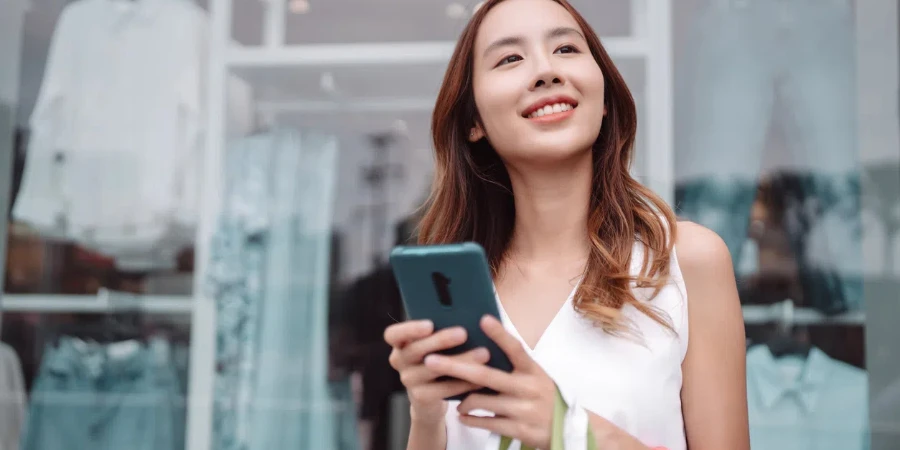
[494,283,579,355]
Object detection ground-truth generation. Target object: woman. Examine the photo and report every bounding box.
[384,0,751,448]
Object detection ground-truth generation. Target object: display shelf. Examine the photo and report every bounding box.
[742,304,866,326]
[226,37,650,68]
[2,293,193,314]
[257,97,435,114]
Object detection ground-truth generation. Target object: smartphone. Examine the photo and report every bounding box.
[389,242,513,400]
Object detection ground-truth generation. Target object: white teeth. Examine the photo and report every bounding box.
[528,103,575,119]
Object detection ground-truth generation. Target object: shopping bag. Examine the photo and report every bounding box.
[497,384,597,450]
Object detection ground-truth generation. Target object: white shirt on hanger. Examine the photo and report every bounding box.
[13,0,208,270]
[746,345,869,450]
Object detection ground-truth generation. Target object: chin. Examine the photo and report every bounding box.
[510,136,594,165]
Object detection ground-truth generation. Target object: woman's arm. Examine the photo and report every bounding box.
[407,412,447,450]
[676,221,751,449]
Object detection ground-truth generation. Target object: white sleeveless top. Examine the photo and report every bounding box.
[445,242,689,450]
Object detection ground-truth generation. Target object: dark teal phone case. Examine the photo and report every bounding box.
[389,242,514,401]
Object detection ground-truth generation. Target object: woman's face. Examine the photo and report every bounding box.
[470,0,606,165]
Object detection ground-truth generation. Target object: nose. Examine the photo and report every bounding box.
[530,56,564,90]
[534,76,562,89]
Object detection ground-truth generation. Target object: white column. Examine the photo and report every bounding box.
[263,0,287,47]
[630,0,647,39]
[185,0,231,448]
[644,0,674,205]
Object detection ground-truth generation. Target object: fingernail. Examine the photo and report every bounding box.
[450,327,466,340]
[475,347,489,360]
[424,354,440,366]
[420,320,434,331]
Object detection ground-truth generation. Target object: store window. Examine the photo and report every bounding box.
[673,0,900,448]
[0,0,897,450]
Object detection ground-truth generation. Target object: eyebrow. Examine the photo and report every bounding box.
[482,26,586,58]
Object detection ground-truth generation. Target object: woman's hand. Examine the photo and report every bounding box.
[422,315,558,449]
[385,320,492,425]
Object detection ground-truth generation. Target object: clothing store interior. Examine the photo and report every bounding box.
[0,0,898,449]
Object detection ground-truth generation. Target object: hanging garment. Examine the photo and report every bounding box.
[0,342,26,450]
[207,132,270,450]
[745,345,869,450]
[674,0,863,314]
[769,174,864,312]
[12,0,207,270]
[21,338,181,450]
[249,132,337,450]
[208,129,341,450]
[677,173,864,314]
[337,264,406,450]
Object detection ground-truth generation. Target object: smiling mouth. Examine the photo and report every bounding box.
[524,102,577,119]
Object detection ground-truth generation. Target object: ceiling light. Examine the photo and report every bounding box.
[289,0,310,14]
[445,2,467,19]
[392,119,409,137]
[320,72,337,94]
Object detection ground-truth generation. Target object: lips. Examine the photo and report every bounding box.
[522,95,579,119]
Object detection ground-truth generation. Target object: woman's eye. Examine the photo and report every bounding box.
[497,54,523,66]
[555,45,579,54]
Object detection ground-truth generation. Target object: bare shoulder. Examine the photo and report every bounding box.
[674,226,751,448]
[674,220,734,277]
[673,220,740,315]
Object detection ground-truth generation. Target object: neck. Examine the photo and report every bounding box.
[504,153,593,268]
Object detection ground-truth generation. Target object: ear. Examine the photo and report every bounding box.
[468,124,485,142]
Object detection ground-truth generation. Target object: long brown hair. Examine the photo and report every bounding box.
[418,0,678,336]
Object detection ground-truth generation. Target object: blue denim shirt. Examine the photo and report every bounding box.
[21,338,180,450]
[209,129,343,450]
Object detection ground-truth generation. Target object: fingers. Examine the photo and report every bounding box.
[458,415,521,441]
[400,326,468,366]
[480,315,533,370]
[400,347,490,386]
[457,392,524,418]
[458,400,552,450]
[384,320,433,348]
[409,379,480,405]
[424,353,513,393]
